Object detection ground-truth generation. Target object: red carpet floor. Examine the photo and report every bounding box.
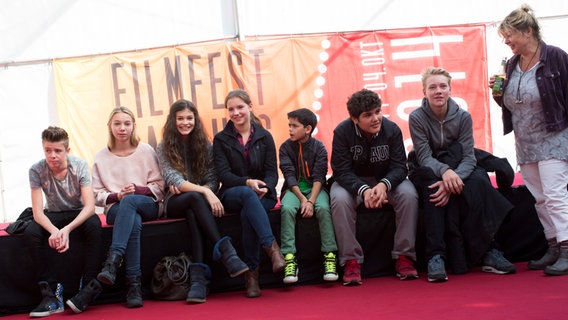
[4,263,567,319]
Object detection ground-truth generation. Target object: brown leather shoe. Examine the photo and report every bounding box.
[264,240,285,273]
[244,268,261,298]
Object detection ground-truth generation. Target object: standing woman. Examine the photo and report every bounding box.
[213,89,285,298]
[92,106,165,307]
[492,4,568,275]
[157,99,248,303]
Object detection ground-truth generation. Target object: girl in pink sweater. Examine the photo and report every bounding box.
[92,106,165,309]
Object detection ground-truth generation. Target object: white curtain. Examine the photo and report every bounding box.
[0,64,52,221]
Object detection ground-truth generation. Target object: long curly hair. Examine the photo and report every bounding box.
[161,99,210,182]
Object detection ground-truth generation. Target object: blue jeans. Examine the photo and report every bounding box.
[106,195,159,277]
[221,186,277,270]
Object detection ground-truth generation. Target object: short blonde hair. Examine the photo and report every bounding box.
[421,67,452,89]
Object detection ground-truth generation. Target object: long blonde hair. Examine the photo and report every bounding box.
[107,106,141,149]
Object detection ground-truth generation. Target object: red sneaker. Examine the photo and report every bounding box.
[396,255,418,280]
[342,259,362,286]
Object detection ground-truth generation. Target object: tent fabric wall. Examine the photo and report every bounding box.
[0,64,52,222]
[1,0,568,222]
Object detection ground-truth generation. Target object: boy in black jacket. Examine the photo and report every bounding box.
[279,108,338,284]
[330,89,419,285]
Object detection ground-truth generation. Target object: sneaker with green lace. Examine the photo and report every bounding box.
[283,253,298,284]
[323,252,338,281]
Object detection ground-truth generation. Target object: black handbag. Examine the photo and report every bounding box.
[151,252,191,300]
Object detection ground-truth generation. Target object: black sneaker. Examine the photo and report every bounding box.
[29,282,64,318]
[482,249,517,274]
[66,279,103,313]
[427,255,448,282]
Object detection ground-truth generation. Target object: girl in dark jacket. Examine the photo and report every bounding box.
[212,89,284,298]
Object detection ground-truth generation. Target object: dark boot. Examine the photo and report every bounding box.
[97,251,122,285]
[66,279,103,313]
[125,275,143,308]
[186,263,211,303]
[244,268,261,298]
[528,243,560,270]
[213,236,249,277]
[29,282,64,317]
[544,247,568,276]
[263,240,285,273]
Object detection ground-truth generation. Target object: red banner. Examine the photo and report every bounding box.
[318,26,490,154]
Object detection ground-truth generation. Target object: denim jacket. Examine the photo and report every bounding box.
[493,41,568,135]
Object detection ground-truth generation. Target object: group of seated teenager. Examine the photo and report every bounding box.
[23,65,567,319]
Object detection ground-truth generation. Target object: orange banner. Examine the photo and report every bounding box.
[54,25,489,171]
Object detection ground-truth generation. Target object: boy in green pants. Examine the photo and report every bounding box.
[278,108,338,284]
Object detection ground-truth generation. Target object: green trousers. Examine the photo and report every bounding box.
[279,189,338,254]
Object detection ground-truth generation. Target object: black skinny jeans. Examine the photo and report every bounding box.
[166,192,221,262]
[415,180,463,262]
[24,211,102,287]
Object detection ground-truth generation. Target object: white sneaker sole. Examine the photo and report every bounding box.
[29,308,64,318]
[323,273,338,281]
[66,299,83,313]
[482,265,515,274]
[283,276,298,284]
[427,274,448,282]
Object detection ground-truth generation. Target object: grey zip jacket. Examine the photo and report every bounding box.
[408,97,476,180]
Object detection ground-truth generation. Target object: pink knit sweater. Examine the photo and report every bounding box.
[92,142,165,215]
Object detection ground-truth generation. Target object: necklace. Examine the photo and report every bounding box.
[515,43,540,104]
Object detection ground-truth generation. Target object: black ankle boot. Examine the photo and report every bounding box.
[97,252,122,285]
[213,236,249,277]
[125,275,143,308]
[186,263,211,303]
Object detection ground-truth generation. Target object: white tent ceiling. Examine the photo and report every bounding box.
[1,0,567,221]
